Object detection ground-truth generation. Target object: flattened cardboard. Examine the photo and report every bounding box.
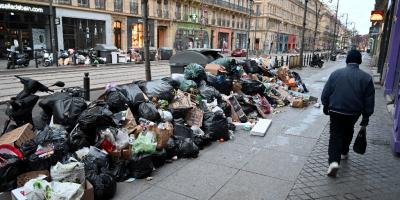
[0,123,34,147]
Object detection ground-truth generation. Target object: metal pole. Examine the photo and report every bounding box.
[312,0,320,54]
[246,0,252,60]
[253,5,258,54]
[142,0,151,81]
[276,22,280,54]
[331,0,340,55]
[49,0,57,67]
[299,0,308,68]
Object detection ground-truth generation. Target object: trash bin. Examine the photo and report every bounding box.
[138,47,157,61]
[158,47,173,60]
[94,44,118,64]
[111,52,118,64]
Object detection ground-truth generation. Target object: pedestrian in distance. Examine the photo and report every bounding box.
[321,50,375,177]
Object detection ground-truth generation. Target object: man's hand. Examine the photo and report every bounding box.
[323,106,329,115]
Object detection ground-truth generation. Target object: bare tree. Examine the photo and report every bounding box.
[312,0,322,54]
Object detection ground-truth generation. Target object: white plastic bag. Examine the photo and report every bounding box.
[24,178,52,200]
[50,158,85,185]
[51,181,84,200]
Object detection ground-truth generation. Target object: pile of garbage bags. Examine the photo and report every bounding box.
[0,57,316,200]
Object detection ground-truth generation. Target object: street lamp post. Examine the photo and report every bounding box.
[299,0,309,68]
[246,0,253,60]
[331,0,340,56]
[276,21,283,54]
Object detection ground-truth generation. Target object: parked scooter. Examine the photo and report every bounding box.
[6,49,30,69]
[310,54,324,68]
[42,49,53,67]
[2,76,65,135]
[330,53,337,61]
[88,48,106,65]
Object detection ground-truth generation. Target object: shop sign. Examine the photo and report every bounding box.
[177,23,201,29]
[0,3,45,13]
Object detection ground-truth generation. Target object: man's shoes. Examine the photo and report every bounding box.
[327,162,339,177]
[341,154,348,160]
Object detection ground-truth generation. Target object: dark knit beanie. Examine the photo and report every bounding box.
[346,50,362,64]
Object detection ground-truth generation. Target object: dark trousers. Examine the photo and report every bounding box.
[329,112,360,164]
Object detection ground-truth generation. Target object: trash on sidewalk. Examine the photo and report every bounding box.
[0,56,314,198]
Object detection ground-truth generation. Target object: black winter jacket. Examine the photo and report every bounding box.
[321,63,375,126]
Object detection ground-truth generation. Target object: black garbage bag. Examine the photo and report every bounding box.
[0,154,23,192]
[86,170,116,200]
[137,80,174,101]
[119,84,146,112]
[68,125,92,151]
[169,108,188,120]
[82,154,110,173]
[138,102,160,122]
[243,60,261,74]
[152,149,167,168]
[240,78,265,95]
[191,127,211,149]
[219,100,232,117]
[162,77,180,90]
[39,92,71,116]
[105,89,128,113]
[206,74,233,95]
[108,160,129,182]
[198,84,222,103]
[173,124,194,139]
[77,101,116,133]
[202,111,230,141]
[211,57,232,68]
[52,97,87,132]
[184,63,207,83]
[127,154,154,179]
[165,137,179,159]
[176,137,199,158]
[28,126,69,171]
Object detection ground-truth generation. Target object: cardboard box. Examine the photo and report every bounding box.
[185,107,204,127]
[205,64,226,75]
[17,170,50,187]
[228,96,248,123]
[0,124,34,147]
[11,180,94,200]
[291,99,304,108]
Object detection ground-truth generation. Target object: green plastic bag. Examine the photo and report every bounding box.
[132,132,157,154]
[180,80,198,92]
[184,63,207,81]
[211,57,231,68]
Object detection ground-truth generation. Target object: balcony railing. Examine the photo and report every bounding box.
[157,9,162,18]
[54,0,71,4]
[114,0,123,12]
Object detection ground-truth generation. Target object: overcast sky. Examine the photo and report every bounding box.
[325,0,375,35]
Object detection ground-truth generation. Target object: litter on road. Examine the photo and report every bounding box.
[0,56,318,200]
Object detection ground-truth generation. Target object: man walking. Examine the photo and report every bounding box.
[321,50,375,177]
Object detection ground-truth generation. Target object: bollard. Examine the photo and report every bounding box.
[274,57,278,68]
[83,72,90,101]
[286,56,289,66]
[281,56,284,66]
[308,55,311,65]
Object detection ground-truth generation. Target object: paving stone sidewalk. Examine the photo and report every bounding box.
[286,59,400,200]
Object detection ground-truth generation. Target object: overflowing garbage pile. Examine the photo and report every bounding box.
[0,57,317,200]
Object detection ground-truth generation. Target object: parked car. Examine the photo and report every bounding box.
[231,48,247,57]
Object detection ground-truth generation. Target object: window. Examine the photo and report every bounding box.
[184,4,189,21]
[114,21,122,49]
[114,0,123,12]
[163,0,169,18]
[232,15,235,28]
[95,0,105,9]
[62,17,105,49]
[131,23,144,48]
[157,0,162,17]
[78,0,89,7]
[130,0,139,14]
[175,2,181,20]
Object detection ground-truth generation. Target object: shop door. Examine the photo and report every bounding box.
[114,21,122,49]
[158,28,166,48]
[255,38,260,50]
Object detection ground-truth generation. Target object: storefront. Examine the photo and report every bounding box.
[56,8,112,50]
[0,2,52,58]
[127,17,155,49]
[174,23,210,51]
[213,28,232,51]
[288,35,297,51]
[234,31,247,49]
